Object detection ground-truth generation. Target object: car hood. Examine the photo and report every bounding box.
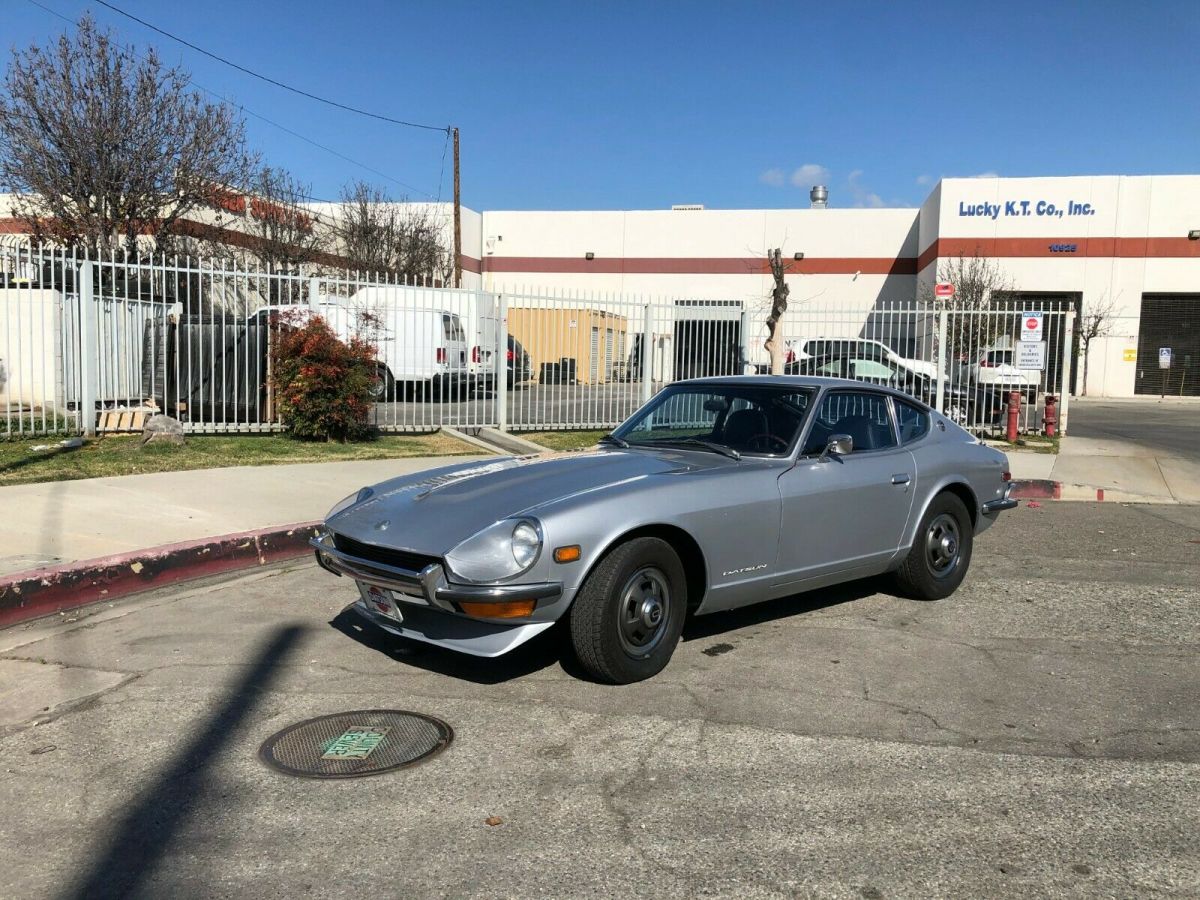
[326,449,722,555]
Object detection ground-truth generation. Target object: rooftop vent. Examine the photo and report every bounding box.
[810,186,828,209]
[671,204,705,211]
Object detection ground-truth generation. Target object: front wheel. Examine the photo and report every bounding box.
[568,537,687,684]
[891,492,973,600]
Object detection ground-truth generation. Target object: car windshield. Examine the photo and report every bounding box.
[613,384,815,456]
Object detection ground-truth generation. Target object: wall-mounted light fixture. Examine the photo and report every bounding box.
[793,252,805,261]
[1188,230,1200,241]
[585,252,595,260]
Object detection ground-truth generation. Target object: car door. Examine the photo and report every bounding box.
[774,389,917,589]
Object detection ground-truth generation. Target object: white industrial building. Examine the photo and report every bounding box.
[4,174,1199,398]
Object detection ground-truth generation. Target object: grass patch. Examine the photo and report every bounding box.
[0,431,483,487]
[520,429,609,452]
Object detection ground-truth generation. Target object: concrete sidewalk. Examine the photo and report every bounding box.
[1002,438,1200,503]
[0,454,484,576]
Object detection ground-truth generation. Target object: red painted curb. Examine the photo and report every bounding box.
[0,521,321,629]
[1010,479,1063,500]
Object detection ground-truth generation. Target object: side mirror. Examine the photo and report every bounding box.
[820,434,853,461]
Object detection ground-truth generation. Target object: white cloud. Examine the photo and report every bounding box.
[789,163,831,187]
[970,171,999,178]
[916,174,933,186]
[759,168,786,187]
[847,169,886,208]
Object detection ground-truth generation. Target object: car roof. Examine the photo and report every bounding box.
[674,374,932,406]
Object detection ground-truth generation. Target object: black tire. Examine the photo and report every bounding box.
[891,492,973,600]
[568,537,687,684]
[370,364,395,402]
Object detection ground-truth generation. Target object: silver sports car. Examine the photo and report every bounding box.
[313,376,1016,683]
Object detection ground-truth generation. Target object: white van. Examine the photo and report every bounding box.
[255,300,469,399]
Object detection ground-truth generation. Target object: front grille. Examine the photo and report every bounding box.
[331,533,440,573]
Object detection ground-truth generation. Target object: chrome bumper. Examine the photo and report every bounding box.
[310,532,562,612]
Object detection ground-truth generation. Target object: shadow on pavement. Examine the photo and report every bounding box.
[681,575,892,641]
[328,607,578,684]
[331,576,897,683]
[63,624,307,900]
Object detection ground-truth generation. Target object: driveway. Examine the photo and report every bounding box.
[1,503,1198,898]
[1068,398,1200,460]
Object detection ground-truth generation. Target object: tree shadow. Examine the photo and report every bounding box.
[63,624,306,900]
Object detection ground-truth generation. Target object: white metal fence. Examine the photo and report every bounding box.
[1,245,1075,440]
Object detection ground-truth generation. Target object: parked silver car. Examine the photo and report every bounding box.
[313,376,1016,683]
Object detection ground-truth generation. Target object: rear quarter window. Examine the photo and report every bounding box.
[895,399,930,444]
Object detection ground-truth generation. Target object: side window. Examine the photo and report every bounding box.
[803,391,898,455]
[442,314,453,340]
[895,399,930,445]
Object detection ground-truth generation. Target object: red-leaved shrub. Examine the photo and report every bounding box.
[269,314,378,442]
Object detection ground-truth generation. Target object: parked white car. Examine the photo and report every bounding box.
[255,300,469,399]
[958,348,1039,399]
[795,338,940,379]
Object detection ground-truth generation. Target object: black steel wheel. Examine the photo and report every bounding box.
[891,491,973,600]
[568,537,687,684]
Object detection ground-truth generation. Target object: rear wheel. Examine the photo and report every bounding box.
[369,364,395,402]
[568,537,686,684]
[891,492,973,600]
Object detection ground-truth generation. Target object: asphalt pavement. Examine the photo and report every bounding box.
[1068,398,1200,460]
[2,502,1197,898]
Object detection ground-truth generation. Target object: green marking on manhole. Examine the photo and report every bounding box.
[321,726,390,760]
[259,710,452,779]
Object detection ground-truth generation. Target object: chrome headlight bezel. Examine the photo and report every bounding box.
[444,517,544,584]
[326,486,374,520]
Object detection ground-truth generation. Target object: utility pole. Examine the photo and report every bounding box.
[452,126,462,288]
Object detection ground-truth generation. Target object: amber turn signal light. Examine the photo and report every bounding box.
[553,545,582,563]
[458,599,537,619]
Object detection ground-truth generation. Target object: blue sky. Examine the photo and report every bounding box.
[5,0,1199,211]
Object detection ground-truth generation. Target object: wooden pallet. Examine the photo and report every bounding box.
[96,407,154,432]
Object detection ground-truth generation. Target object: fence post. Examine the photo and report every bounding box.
[641,303,653,404]
[307,276,320,312]
[77,259,97,436]
[1059,308,1075,435]
[495,293,508,432]
[934,306,947,415]
[739,309,751,374]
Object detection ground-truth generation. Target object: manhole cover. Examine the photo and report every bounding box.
[259,710,452,779]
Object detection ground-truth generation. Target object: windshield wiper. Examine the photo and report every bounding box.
[653,438,741,461]
[598,433,629,448]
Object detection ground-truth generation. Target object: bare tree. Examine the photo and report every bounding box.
[335,181,399,275]
[245,166,327,277]
[0,15,254,253]
[921,253,1016,370]
[333,181,451,284]
[1077,294,1117,396]
[763,248,790,375]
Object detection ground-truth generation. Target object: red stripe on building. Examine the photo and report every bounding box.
[483,256,916,275]
[918,236,1200,271]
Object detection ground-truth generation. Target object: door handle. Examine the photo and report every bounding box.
[891,473,911,485]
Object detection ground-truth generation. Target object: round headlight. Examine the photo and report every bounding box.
[511,521,541,568]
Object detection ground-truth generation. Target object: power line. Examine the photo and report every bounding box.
[92,0,451,134]
[23,0,441,200]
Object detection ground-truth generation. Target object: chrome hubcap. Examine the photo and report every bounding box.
[617,566,671,658]
[926,513,961,577]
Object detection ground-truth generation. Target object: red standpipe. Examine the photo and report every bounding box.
[1006,390,1021,442]
[1044,394,1058,437]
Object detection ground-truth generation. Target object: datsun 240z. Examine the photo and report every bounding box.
[313,376,1016,683]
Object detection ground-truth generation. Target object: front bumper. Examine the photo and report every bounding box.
[310,532,562,614]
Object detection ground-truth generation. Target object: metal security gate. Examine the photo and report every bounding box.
[1136,294,1199,396]
[2,244,1076,439]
